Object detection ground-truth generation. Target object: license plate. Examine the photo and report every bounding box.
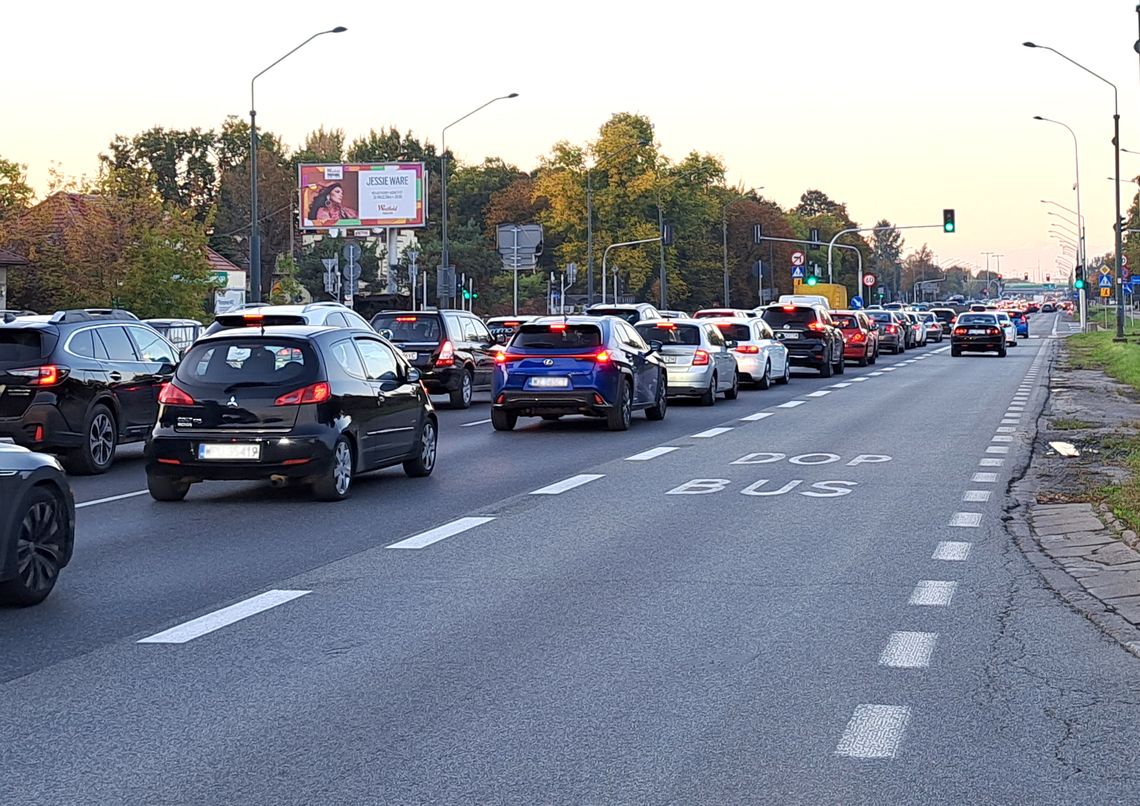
[198,443,261,460]
[968,329,987,335]
[660,355,678,364]
[528,376,570,388]
[403,351,418,361]
[779,331,800,340]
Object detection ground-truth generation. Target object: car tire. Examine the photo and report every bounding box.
[449,368,474,409]
[857,349,868,367]
[699,374,717,406]
[646,375,668,420]
[403,418,437,478]
[312,436,354,501]
[0,487,70,607]
[607,380,633,430]
[998,346,1007,358]
[724,370,740,400]
[64,403,117,475]
[756,361,772,390]
[776,361,791,385]
[833,346,845,375]
[819,358,833,378]
[147,474,191,502]
[491,408,517,431]
[951,346,962,357]
[868,348,878,365]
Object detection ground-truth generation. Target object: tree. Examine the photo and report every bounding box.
[0,158,34,223]
[795,189,848,219]
[902,244,936,302]
[292,127,346,167]
[101,127,219,222]
[870,220,904,300]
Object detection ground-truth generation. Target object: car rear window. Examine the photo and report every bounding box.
[867,312,894,323]
[512,324,602,349]
[585,308,640,323]
[205,314,307,335]
[635,322,702,345]
[0,330,47,363]
[370,314,442,342]
[956,314,997,325]
[762,308,817,328]
[831,315,859,329]
[177,340,317,387]
[712,323,751,342]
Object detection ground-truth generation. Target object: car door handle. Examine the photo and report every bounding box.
[108,371,122,382]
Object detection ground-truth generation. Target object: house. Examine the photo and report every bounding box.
[0,247,28,310]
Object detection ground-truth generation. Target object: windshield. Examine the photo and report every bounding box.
[957,314,997,325]
[585,308,641,324]
[636,322,702,345]
[370,314,442,342]
[177,340,317,387]
[512,324,602,349]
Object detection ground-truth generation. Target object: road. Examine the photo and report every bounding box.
[5,312,1138,805]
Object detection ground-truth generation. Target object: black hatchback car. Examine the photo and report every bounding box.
[370,310,498,409]
[0,443,75,606]
[759,303,845,377]
[0,310,179,474]
[145,325,437,501]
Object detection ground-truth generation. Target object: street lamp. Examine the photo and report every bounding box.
[1033,115,1087,326]
[586,138,647,306]
[1024,42,1125,340]
[721,186,763,306]
[249,25,346,304]
[440,93,518,306]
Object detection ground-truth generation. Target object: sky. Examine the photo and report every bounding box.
[5,0,1140,283]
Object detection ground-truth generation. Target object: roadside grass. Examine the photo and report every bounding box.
[1051,417,1095,430]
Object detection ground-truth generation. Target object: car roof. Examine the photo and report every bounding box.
[195,324,363,342]
[145,318,202,326]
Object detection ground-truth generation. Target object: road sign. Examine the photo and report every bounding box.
[851,295,864,309]
[343,262,361,283]
[863,273,876,287]
[1098,274,1114,289]
[342,242,362,263]
[437,266,456,297]
[1100,265,1113,276]
[791,251,806,267]
[565,262,577,286]
[1101,287,1113,298]
[1123,255,1129,267]
[791,265,805,280]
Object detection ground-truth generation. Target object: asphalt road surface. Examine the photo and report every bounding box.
[6,312,1138,805]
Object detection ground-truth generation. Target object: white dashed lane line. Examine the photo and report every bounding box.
[949,512,983,527]
[76,490,149,509]
[972,472,998,483]
[835,705,911,759]
[460,418,492,428]
[992,435,1014,442]
[909,580,958,606]
[530,474,605,495]
[625,446,680,461]
[692,427,733,439]
[806,391,832,398]
[879,631,938,668]
[962,490,991,502]
[740,412,774,422]
[137,590,310,644]
[830,382,852,388]
[387,516,497,549]
[979,458,1004,467]
[933,541,972,561]
[868,372,884,377]
[985,446,1010,454]
[996,427,1017,433]
[851,377,868,382]
[777,400,806,409]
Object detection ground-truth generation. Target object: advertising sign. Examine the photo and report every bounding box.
[299,163,427,230]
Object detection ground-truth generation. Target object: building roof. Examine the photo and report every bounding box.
[0,248,28,266]
[205,248,241,273]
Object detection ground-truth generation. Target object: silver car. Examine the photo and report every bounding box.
[635,319,739,405]
[995,311,1018,346]
[705,317,790,388]
[916,311,944,344]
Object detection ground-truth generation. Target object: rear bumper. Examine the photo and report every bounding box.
[0,403,83,451]
[784,344,830,366]
[493,390,610,417]
[663,365,715,396]
[841,342,870,359]
[145,432,336,480]
[418,365,464,393]
[951,337,1003,352]
[731,354,765,382]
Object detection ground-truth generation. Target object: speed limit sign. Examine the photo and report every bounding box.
[863,273,876,287]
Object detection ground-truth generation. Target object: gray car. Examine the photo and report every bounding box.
[635,319,739,405]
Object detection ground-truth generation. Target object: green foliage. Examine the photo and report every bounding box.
[270,254,306,304]
[0,157,34,223]
[116,208,220,319]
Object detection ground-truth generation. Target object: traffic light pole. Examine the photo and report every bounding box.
[755,236,864,293]
[826,223,947,285]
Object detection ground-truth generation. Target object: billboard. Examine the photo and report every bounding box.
[299,163,427,230]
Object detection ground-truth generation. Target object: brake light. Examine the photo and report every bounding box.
[782,305,796,312]
[395,316,417,322]
[851,332,866,343]
[550,323,567,331]
[806,322,826,332]
[734,344,760,354]
[242,313,264,323]
[436,340,455,367]
[495,351,507,363]
[274,381,331,406]
[655,322,676,329]
[503,321,520,327]
[9,365,68,386]
[693,349,710,366]
[885,325,896,333]
[989,327,1001,335]
[595,350,611,364]
[158,382,195,405]
[954,327,967,336]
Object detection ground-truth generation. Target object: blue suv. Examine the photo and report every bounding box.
[491,316,668,431]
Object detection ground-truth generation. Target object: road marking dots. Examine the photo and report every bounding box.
[460,418,492,428]
[530,474,605,495]
[76,490,149,509]
[985,446,1010,454]
[996,427,1017,433]
[879,631,938,668]
[992,435,1013,443]
[777,400,806,408]
[806,390,832,398]
[1001,418,1020,425]
[933,541,972,561]
[972,472,998,483]
[909,580,958,606]
[692,427,734,438]
[625,446,680,461]
[979,458,1004,467]
[740,412,774,422]
[835,705,911,758]
[138,590,310,644]
[387,516,497,549]
[962,490,991,502]
[949,512,983,527]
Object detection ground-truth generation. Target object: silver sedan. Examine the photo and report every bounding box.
[635,319,739,405]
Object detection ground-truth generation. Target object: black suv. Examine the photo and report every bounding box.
[145,325,437,502]
[370,309,498,409]
[0,310,179,473]
[759,303,845,377]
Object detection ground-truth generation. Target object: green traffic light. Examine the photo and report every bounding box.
[1074,279,1085,290]
[943,223,955,233]
[806,275,819,286]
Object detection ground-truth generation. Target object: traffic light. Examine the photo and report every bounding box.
[806,274,819,287]
[943,209,956,233]
[462,288,478,300]
[1074,265,1086,290]
[1046,274,1051,283]
[661,221,674,246]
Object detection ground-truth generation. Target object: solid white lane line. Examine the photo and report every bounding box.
[909,580,958,606]
[835,705,911,759]
[460,418,492,428]
[963,490,991,503]
[830,382,852,388]
[76,490,149,509]
[979,458,1004,467]
[387,516,496,549]
[692,427,733,438]
[972,472,998,482]
[530,474,605,495]
[996,426,1017,433]
[138,590,310,644]
[949,512,984,527]
[777,400,806,408]
[806,390,832,398]
[933,541,972,561]
[740,411,774,421]
[992,435,1014,443]
[625,446,680,461]
[879,631,938,668]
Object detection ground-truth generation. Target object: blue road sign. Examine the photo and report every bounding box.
[851,295,864,309]
[1098,274,1114,289]
[791,265,805,279]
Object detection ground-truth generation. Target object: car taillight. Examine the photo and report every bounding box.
[806,322,826,332]
[734,345,760,354]
[885,325,896,333]
[954,327,967,336]
[495,351,507,363]
[989,327,1000,335]
[693,349,710,366]
[274,381,331,406]
[9,365,68,386]
[595,350,612,364]
[851,332,865,342]
[436,340,455,367]
[158,382,195,405]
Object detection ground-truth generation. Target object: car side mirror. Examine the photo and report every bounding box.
[158,361,177,375]
[406,368,421,383]
[377,328,394,340]
[648,340,663,353]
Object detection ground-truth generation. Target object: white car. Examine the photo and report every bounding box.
[995,311,1017,346]
[705,317,790,388]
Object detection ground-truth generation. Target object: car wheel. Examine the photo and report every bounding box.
[868,348,878,365]
[698,374,717,406]
[998,346,1008,358]
[756,361,772,390]
[646,374,667,420]
[819,357,833,378]
[776,360,791,385]
[857,348,868,367]
[491,408,517,431]
[951,346,962,357]
[403,418,437,478]
[64,404,117,475]
[724,369,740,400]
[0,487,70,607]
[147,474,191,502]
[833,346,845,374]
[312,436,354,501]
[449,368,474,409]
[607,380,633,430]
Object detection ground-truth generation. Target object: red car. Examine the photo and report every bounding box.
[831,309,879,366]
